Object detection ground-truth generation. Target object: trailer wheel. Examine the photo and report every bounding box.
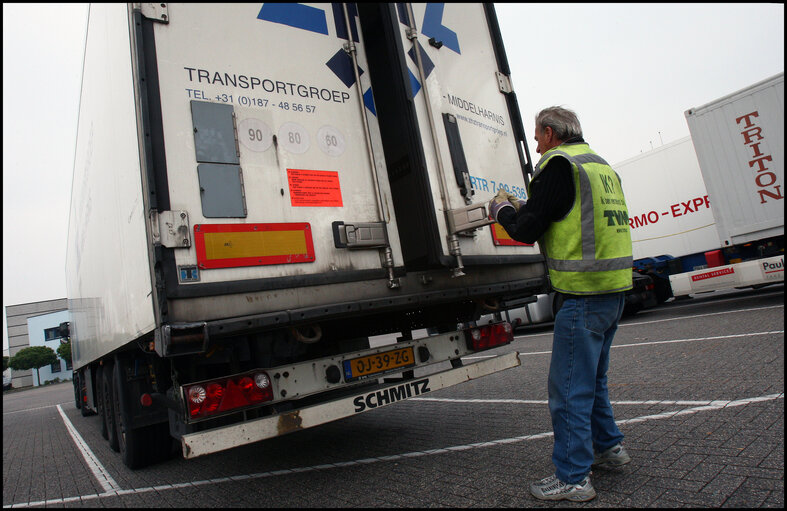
[80,372,95,417]
[113,361,150,469]
[649,273,672,304]
[95,366,108,441]
[103,362,119,452]
[73,373,82,410]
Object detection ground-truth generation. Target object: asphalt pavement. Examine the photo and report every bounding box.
[3,284,783,508]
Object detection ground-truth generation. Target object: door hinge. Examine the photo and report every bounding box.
[151,210,191,248]
[135,3,169,23]
[495,71,513,94]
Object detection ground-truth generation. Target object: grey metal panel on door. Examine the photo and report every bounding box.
[197,164,247,217]
[191,100,239,164]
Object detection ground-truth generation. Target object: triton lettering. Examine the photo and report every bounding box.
[735,111,782,204]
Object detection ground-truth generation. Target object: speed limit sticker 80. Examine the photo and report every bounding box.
[236,119,346,157]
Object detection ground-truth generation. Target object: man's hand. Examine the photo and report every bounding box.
[488,189,526,221]
[511,198,527,211]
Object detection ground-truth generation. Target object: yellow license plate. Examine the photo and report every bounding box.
[343,347,415,382]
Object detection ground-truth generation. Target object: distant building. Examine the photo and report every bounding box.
[5,299,69,388]
[27,310,72,386]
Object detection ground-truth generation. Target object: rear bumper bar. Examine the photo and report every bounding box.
[181,351,520,459]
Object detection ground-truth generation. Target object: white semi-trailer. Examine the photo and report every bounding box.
[66,3,546,468]
[616,73,784,300]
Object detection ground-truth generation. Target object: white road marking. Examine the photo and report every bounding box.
[512,330,784,357]
[464,329,784,360]
[55,405,121,493]
[8,392,783,508]
[621,304,783,327]
[512,304,784,340]
[409,398,744,406]
[3,404,60,416]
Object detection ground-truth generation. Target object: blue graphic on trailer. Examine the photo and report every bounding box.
[256,3,329,35]
[326,49,365,88]
[257,3,458,107]
[395,2,459,98]
[420,3,460,54]
[406,41,435,97]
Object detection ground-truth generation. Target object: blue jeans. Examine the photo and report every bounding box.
[548,292,625,484]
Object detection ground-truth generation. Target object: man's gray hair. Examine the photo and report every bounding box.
[535,106,583,140]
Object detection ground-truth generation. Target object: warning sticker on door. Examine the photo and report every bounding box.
[287,169,343,207]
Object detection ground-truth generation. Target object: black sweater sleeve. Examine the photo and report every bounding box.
[496,156,575,244]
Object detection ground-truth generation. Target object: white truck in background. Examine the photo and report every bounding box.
[66,3,548,468]
[617,72,784,300]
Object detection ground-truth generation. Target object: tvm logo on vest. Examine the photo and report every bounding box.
[599,174,629,232]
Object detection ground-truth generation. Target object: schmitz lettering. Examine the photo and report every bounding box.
[353,379,431,413]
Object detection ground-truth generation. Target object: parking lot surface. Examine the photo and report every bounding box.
[3,285,783,508]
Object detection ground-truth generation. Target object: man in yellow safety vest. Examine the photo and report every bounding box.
[489,106,634,502]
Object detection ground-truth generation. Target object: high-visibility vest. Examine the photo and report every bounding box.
[530,142,633,295]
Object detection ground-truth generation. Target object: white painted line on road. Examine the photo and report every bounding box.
[512,304,784,340]
[7,393,782,508]
[468,325,783,360]
[408,398,743,406]
[2,403,73,416]
[616,393,785,426]
[55,405,121,494]
[513,330,784,357]
[622,304,783,327]
[3,405,57,416]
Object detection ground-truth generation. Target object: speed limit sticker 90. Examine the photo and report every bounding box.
[238,118,272,152]
[317,125,346,157]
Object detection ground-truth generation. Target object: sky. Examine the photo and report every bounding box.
[2,3,784,354]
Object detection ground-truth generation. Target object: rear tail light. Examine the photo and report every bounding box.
[184,371,273,420]
[645,283,655,291]
[465,321,514,351]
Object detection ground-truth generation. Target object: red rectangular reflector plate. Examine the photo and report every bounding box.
[194,223,315,269]
[490,223,532,246]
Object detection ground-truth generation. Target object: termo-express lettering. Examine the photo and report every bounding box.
[629,195,710,229]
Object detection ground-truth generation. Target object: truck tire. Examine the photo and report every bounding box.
[113,361,150,469]
[73,373,82,410]
[95,366,108,441]
[80,372,95,417]
[103,362,120,452]
[650,273,672,304]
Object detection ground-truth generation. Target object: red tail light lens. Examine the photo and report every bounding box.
[645,283,655,291]
[465,321,514,351]
[185,371,273,420]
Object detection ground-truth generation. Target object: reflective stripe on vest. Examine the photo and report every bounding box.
[532,143,633,294]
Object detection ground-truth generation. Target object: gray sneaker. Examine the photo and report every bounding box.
[529,474,596,502]
[593,443,631,468]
